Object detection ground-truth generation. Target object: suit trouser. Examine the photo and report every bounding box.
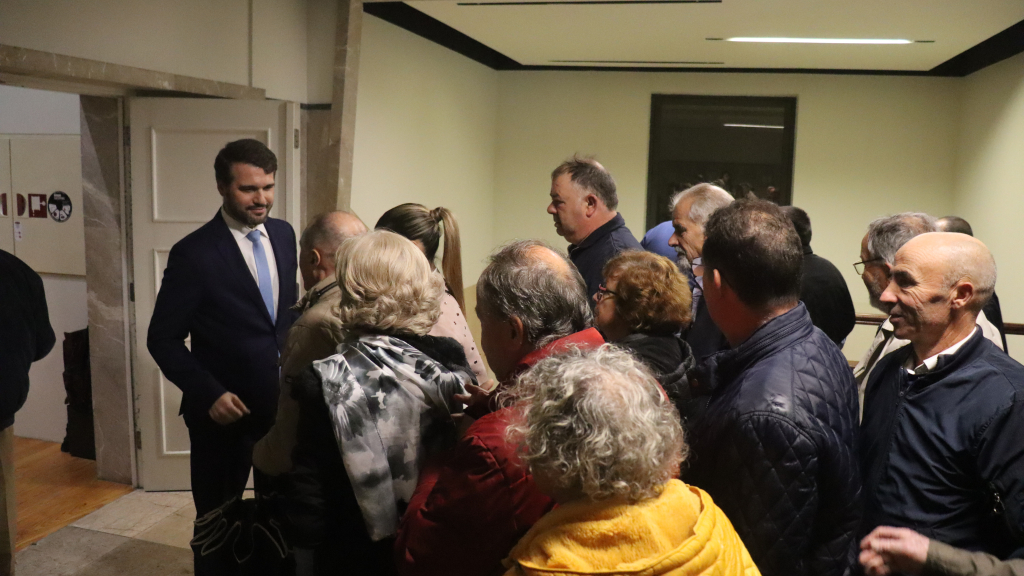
[0,426,15,576]
[185,414,258,576]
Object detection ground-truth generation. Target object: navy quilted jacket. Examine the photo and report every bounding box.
[684,303,862,576]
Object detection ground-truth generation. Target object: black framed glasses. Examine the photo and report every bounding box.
[853,257,884,275]
[595,284,618,301]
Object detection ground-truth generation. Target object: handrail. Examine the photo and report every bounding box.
[855,314,1024,336]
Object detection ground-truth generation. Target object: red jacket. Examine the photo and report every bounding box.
[395,329,604,576]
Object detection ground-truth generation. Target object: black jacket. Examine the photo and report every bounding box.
[860,329,1024,559]
[615,332,702,426]
[0,249,55,429]
[800,247,856,347]
[568,212,642,299]
[147,212,299,430]
[279,334,470,575]
[684,304,861,576]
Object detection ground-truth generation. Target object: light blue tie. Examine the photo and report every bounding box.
[246,229,276,323]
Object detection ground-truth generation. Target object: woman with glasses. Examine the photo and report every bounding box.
[593,250,697,423]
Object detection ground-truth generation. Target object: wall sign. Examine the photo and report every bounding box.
[48,191,73,222]
[28,193,47,218]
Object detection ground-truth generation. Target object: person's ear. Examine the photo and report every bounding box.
[584,194,599,217]
[950,282,974,311]
[216,181,228,198]
[310,248,322,269]
[710,268,725,293]
[508,315,526,346]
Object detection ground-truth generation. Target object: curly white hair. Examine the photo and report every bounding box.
[505,344,686,503]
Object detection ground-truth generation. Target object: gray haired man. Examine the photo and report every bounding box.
[667,183,734,360]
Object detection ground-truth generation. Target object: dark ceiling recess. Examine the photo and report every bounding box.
[362,3,1024,77]
[929,19,1024,76]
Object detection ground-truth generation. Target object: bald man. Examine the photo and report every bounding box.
[860,233,1024,561]
[253,210,367,475]
[397,240,603,576]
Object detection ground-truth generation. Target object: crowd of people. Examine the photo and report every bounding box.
[129,139,1024,576]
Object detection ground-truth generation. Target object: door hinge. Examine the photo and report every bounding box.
[134,428,142,449]
[129,282,135,302]
[294,128,300,149]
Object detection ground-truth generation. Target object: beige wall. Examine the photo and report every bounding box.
[955,51,1024,362]
[0,0,310,101]
[350,15,499,284]
[494,71,962,358]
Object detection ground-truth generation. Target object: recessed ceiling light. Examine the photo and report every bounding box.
[725,37,913,44]
[723,123,785,129]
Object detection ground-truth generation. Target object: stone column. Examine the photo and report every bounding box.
[80,96,134,485]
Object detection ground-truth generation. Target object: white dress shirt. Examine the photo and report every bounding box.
[221,207,279,314]
[904,326,977,375]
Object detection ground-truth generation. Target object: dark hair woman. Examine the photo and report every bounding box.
[376,203,487,384]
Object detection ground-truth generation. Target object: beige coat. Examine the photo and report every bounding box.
[253,277,343,476]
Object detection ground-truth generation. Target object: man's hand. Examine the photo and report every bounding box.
[209,392,250,425]
[860,526,931,576]
[453,379,497,409]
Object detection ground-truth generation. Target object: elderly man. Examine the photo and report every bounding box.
[860,232,1024,560]
[253,210,367,476]
[683,199,861,576]
[667,183,733,360]
[547,156,642,298]
[854,214,1002,410]
[937,215,1008,351]
[396,240,603,576]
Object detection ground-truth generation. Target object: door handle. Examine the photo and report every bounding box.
[16,193,25,217]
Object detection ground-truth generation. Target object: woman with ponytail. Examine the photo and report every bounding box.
[376,203,488,384]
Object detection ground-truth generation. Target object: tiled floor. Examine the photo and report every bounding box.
[14,489,223,576]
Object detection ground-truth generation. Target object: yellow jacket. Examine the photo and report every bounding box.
[503,479,760,576]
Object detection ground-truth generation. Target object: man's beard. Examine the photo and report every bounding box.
[869,292,893,314]
[674,246,689,269]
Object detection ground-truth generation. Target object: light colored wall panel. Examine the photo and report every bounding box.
[954,51,1024,364]
[351,15,500,285]
[253,0,309,103]
[10,136,86,275]
[0,0,250,87]
[0,86,81,135]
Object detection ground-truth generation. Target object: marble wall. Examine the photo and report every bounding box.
[81,96,135,485]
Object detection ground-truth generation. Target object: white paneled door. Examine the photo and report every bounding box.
[130,98,300,491]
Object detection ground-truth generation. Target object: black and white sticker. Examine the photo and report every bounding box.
[48,191,72,223]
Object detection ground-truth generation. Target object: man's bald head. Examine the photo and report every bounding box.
[299,210,368,290]
[901,232,996,313]
[477,240,592,348]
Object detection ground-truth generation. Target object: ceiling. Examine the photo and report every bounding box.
[392,0,1024,72]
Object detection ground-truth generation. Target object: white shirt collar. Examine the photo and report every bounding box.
[905,327,977,375]
[221,207,268,238]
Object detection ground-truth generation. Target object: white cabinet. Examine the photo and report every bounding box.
[0,135,85,275]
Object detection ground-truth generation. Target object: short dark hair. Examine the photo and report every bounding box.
[551,156,618,210]
[781,206,812,248]
[937,216,973,236]
[702,199,803,309]
[214,139,277,186]
[478,240,592,347]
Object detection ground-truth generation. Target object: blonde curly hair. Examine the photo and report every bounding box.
[505,345,686,503]
[333,229,444,335]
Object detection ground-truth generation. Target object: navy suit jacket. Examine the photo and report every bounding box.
[147,211,299,432]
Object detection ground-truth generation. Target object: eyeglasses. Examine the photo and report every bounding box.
[595,284,618,302]
[853,257,884,275]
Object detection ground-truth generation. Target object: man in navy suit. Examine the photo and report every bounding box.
[148,139,298,573]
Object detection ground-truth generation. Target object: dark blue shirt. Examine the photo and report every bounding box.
[567,212,642,299]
